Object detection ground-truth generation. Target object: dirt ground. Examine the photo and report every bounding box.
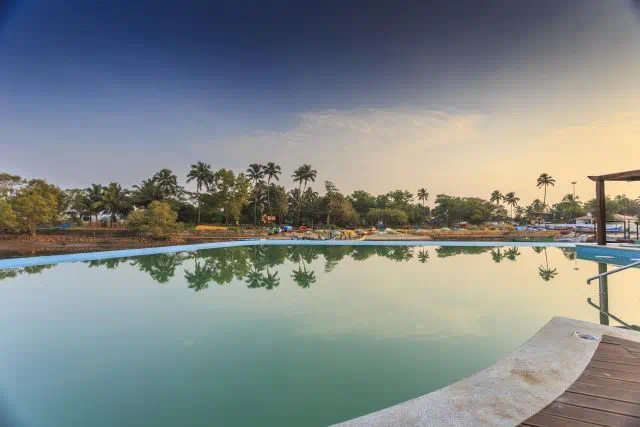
[0,230,267,258]
[0,228,562,259]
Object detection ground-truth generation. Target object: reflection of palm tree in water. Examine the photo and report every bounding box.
[504,247,520,261]
[130,253,183,283]
[491,248,503,263]
[291,259,316,288]
[262,268,280,290]
[532,246,544,254]
[185,258,213,291]
[417,249,429,264]
[538,247,558,281]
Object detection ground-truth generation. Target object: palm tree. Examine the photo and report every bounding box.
[417,188,429,222]
[417,188,429,207]
[85,184,104,224]
[536,173,556,209]
[490,190,503,205]
[263,162,281,216]
[246,163,265,225]
[302,187,319,227]
[94,183,132,227]
[187,162,214,224]
[131,179,159,208]
[324,181,339,229]
[152,168,179,200]
[292,164,317,226]
[503,192,520,220]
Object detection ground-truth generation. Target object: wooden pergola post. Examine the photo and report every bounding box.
[596,179,606,245]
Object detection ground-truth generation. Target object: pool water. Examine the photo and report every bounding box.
[1,245,639,427]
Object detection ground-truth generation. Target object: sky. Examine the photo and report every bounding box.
[1,0,640,205]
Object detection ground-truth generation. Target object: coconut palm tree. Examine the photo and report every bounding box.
[536,173,556,209]
[94,182,132,227]
[263,162,281,215]
[417,188,429,207]
[490,190,503,205]
[246,163,265,225]
[85,183,104,224]
[152,168,179,200]
[131,179,159,208]
[187,162,214,224]
[417,188,429,222]
[503,192,520,220]
[417,249,430,264]
[302,187,319,227]
[292,164,317,226]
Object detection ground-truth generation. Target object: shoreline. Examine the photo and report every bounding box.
[0,229,563,260]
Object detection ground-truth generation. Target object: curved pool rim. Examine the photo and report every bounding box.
[0,240,576,269]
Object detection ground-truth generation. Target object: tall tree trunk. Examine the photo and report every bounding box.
[296,182,303,226]
[196,188,201,225]
[254,192,258,226]
[267,177,272,216]
[543,186,547,209]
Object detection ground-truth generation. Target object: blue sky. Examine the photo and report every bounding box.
[1,0,640,203]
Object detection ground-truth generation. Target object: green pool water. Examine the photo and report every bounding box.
[1,245,639,427]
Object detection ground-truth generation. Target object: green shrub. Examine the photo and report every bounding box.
[128,201,182,238]
[0,199,17,232]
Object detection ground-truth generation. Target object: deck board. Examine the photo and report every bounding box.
[520,334,640,426]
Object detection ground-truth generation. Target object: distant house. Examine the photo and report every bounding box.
[576,213,638,228]
[575,214,594,225]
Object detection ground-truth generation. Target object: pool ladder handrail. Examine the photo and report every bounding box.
[586,260,640,285]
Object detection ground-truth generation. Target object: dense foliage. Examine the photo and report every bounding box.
[1,168,638,235]
[128,201,182,238]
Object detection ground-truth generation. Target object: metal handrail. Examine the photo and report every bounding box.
[586,298,639,331]
[586,260,640,284]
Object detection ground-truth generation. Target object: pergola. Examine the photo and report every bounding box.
[588,169,640,245]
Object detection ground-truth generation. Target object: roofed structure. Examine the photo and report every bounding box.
[588,169,640,245]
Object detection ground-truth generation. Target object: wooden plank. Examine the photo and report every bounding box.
[601,335,640,348]
[593,352,640,367]
[597,343,634,357]
[557,392,640,418]
[569,382,640,405]
[589,170,640,182]
[542,401,640,426]
[578,374,640,393]
[522,412,602,426]
[589,361,640,374]
[584,367,640,384]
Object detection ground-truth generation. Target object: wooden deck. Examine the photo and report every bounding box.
[520,335,640,427]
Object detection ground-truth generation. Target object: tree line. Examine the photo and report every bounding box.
[1,168,638,236]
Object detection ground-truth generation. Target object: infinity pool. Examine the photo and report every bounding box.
[1,245,639,427]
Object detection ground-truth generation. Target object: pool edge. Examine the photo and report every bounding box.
[332,317,640,427]
[0,240,576,269]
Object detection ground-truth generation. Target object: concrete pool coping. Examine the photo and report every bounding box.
[333,317,640,427]
[0,239,576,269]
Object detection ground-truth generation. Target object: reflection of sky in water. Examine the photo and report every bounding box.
[0,246,639,427]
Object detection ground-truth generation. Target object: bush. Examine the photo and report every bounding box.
[0,199,17,232]
[128,201,181,238]
[366,208,408,226]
